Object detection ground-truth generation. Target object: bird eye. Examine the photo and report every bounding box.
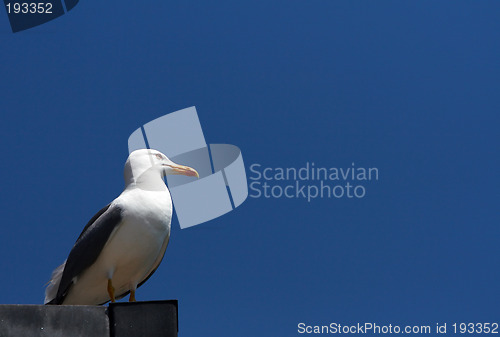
[155,154,163,160]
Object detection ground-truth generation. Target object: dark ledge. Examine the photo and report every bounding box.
[0,300,178,337]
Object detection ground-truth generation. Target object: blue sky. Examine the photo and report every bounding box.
[0,1,499,336]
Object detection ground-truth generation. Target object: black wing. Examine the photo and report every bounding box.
[47,203,123,304]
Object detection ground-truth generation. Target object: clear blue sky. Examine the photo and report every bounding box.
[0,1,499,336]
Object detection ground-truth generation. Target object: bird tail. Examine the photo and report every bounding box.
[44,260,66,305]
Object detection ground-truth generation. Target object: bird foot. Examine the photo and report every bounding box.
[107,279,116,303]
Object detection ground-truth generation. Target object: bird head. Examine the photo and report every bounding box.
[124,149,199,186]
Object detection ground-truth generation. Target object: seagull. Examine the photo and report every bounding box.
[44,149,198,305]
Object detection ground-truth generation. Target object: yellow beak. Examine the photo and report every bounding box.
[170,164,199,178]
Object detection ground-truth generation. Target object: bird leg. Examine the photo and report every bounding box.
[107,279,116,303]
[129,289,136,302]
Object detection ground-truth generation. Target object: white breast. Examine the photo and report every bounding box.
[63,187,172,305]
